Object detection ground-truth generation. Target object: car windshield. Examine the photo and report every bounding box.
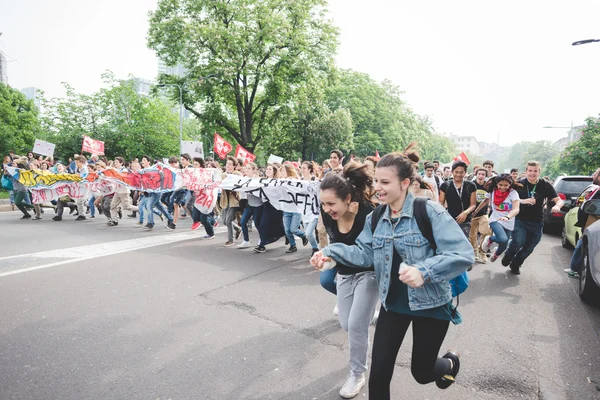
[556,178,593,195]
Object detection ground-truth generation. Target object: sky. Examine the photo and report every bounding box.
[2,0,600,147]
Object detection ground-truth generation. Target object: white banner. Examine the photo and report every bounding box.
[267,154,283,165]
[220,175,320,217]
[33,139,56,157]
[181,141,204,158]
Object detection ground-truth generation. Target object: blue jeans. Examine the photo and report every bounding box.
[147,193,172,225]
[304,218,319,250]
[503,219,543,268]
[489,221,512,256]
[320,267,338,295]
[192,207,215,236]
[570,238,585,273]
[88,196,96,217]
[283,212,305,247]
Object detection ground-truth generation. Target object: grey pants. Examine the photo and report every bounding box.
[336,271,379,376]
[223,206,239,241]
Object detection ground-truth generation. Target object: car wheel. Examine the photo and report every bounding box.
[579,244,600,304]
[562,226,573,249]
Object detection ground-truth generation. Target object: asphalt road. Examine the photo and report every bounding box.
[1,210,599,400]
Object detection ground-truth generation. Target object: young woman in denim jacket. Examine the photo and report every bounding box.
[311,147,474,399]
[317,161,379,399]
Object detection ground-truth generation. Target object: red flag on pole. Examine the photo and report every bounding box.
[234,144,256,165]
[375,150,380,161]
[453,152,471,165]
[82,135,105,155]
[213,133,233,160]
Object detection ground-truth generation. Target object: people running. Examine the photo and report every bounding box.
[300,161,320,255]
[475,174,522,263]
[438,161,477,238]
[311,147,474,399]
[470,168,493,263]
[502,161,564,274]
[314,161,378,399]
[410,174,436,200]
[220,156,243,247]
[280,163,308,253]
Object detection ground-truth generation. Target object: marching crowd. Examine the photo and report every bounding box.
[2,146,566,399]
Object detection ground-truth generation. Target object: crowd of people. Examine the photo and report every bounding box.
[2,146,568,399]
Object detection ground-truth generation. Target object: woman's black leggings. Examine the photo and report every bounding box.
[369,306,452,399]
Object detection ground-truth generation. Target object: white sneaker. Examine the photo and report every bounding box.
[237,240,251,248]
[481,235,492,253]
[333,305,339,316]
[339,373,366,399]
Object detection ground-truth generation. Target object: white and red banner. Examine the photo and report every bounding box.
[82,135,105,155]
[453,152,471,165]
[33,139,56,157]
[234,144,256,165]
[213,133,232,160]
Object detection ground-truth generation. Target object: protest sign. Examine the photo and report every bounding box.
[234,144,256,165]
[82,135,105,155]
[267,154,283,164]
[220,175,320,217]
[214,133,232,159]
[181,141,204,158]
[33,139,56,157]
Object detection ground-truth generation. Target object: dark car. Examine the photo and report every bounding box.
[543,175,593,233]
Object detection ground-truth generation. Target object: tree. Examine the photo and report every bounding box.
[550,117,600,176]
[0,83,41,156]
[148,0,339,152]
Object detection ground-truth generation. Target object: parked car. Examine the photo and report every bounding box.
[577,199,600,304]
[544,175,593,233]
[562,184,599,248]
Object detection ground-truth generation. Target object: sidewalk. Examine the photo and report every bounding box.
[0,199,12,212]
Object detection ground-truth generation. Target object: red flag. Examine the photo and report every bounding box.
[453,152,471,165]
[375,150,380,161]
[82,135,105,155]
[234,144,256,165]
[213,133,233,160]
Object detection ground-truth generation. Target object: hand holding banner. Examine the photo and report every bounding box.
[213,133,232,160]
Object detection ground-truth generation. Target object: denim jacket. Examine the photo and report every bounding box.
[322,192,474,312]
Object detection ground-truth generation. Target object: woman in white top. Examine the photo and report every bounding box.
[473,174,522,262]
[409,174,436,200]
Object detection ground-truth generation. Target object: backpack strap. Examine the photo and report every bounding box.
[413,197,436,251]
[370,204,386,234]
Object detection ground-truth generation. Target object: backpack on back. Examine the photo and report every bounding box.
[370,197,469,302]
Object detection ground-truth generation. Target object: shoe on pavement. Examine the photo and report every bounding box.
[501,256,511,267]
[52,216,62,221]
[76,215,86,221]
[202,235,215,240]
[235,227,242,240]
[509,265,521,275]
[191,222,202,231]
[564,268,579,277]
[339,373,366,399]
[224,240,235,247]
[167,221,176,230]
[286,245,298,253]
[107,220,118,226]
[436,350,460,389]
[136,221,143,226]
[490,252,499,263]
[33,216,42,220]
[302,235,309,246]
[254,245,266,253]
[238,240,251,248]
[144,223,154,230]
[127,213,136,218]
[20,214,32,219]
[481,236,492,253]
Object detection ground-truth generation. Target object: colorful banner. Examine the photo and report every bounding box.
[6,167,83,188]
[33,139,56,157]
[213,133,232,160]
[234,144,256,165]
[220,175,320,217]
[82,135,105,155]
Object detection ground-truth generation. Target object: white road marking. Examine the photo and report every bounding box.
[0,230,220,278]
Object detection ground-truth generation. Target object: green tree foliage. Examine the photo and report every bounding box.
[0,83,41,157]
[148,0,339,152]
[549,117,600,176]
[41,73,180,161]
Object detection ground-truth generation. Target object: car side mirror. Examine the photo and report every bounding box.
[582,199,600,216]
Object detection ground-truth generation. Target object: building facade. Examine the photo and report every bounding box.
[21,87,41,109]
[450,135,481,156]
[0,52,7,84]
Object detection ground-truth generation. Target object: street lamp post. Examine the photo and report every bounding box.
[157,74,219,154]
[572,39,600,46]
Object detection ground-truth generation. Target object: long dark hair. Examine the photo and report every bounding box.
[376,142,420,181]
[412,174,433,191]
[320,161,374,205]
[484,173,524,192]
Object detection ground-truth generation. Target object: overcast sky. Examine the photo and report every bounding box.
[2,0,600,147]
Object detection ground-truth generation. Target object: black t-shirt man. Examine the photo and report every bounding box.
[321,202,375,275]
[439,180,477,221]
[515,178,558,223]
